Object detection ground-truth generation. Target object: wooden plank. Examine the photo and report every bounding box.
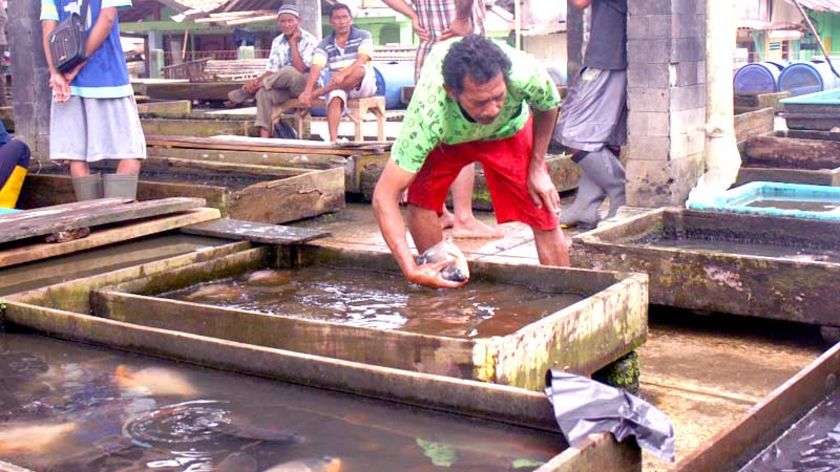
[136,100,192,115]
[745,135,840,170]
[777,129,840,142]
[736,165,840,187]
[1,198,130,219]
[0,208,221,269]
[145,134,390,157]
[181,218,329,245]
[146,146,348,170]
[141,81,245,102]
[734,91,790,112]
[141,117,257,137]
[20,162,345,225]
[0,197,205,245]
[674,342,840,472]
[225,167,345,223]
[734,107,774,145]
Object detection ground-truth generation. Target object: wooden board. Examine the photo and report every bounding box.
[675,342,840,472]
[745,135,840,170]
[136,100,192,116]
[145,134,390,157]
[734,91,790,112]
[777,129,840,142]
[21,159,346,225]
[736,165,840,187]
[181,218,329,245]
[0,197,205,245]
[136,81,245,102]
[141,117,257,137]
[734,107,774,147]
[0,208,221,269]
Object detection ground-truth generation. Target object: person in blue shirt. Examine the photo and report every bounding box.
[41,0,146,201]
[0,122,31,210]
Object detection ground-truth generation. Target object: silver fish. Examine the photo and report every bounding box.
[416,240,470,283]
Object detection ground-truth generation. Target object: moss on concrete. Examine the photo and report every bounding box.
[593,351,641,394]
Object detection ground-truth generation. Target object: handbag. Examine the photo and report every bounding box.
[48,0,89,73]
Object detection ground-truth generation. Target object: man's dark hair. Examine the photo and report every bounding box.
[329,3,352,18]
[442,35,512,93]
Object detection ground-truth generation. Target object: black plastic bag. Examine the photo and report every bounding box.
[273,121,298,140]
[545,370,676,462]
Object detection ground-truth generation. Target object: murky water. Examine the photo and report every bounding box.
[746,199,840,213]
[740,390,840,472]
[161,267,585,338]
[631,237,840,263]
[0,235,230,297]
[0,333,562,471]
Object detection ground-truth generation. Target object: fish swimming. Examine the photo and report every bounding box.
[184,283,240,301]
[114,365,198,397]
[245,269,294,286]
[416,240,470,283]
[0,421,77,454]
[216,452,259,472]
[262,456,342,472]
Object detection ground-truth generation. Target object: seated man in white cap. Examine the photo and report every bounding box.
[227,4,319,138]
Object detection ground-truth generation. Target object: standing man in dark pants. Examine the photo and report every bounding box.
[554,0,627,229]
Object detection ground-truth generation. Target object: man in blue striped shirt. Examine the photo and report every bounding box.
[299,3,379,141]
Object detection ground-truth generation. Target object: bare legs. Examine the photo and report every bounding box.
[408,203,570,266]
[440,164,503,239]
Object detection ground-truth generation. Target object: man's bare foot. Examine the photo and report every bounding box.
[439,208,455,230]
[451,217,503,239]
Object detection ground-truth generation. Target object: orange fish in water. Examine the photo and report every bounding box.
[246,269,294,285]
[262,456,342,472]
[416,240,470,283]
[0,421,77,454]
[114,365,198,397]
[185,283,240,301]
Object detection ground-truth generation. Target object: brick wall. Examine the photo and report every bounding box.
[625,0,706,207]
[9,2,52,159]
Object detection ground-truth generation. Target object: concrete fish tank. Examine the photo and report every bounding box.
[573,208,840,332]
[1,244,643,471]
[688,182,840,221]
[20,157,345,224]
[9,244,647,391]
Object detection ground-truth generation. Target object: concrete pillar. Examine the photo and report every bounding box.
[625,0,706,207]
[297,0,322,40]
[9,1,51,159]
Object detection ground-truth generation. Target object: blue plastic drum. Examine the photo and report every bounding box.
[778,60,840,97]
[734,61,786,94]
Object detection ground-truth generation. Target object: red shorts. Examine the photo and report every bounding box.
[406,118,558,231]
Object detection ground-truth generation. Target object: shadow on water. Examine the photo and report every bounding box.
[0,332,562,472]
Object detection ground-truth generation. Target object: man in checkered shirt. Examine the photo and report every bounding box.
[383,0,499,240]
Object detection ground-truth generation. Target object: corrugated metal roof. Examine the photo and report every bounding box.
[783,0,840,12]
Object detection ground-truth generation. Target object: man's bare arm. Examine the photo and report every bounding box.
[373,159,464,288]
[454,0,474,20]
[288,35,308,74]
[527,107,561,214]
[382,0,429,41]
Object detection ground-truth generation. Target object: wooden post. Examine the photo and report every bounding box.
[8,0,52,158]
